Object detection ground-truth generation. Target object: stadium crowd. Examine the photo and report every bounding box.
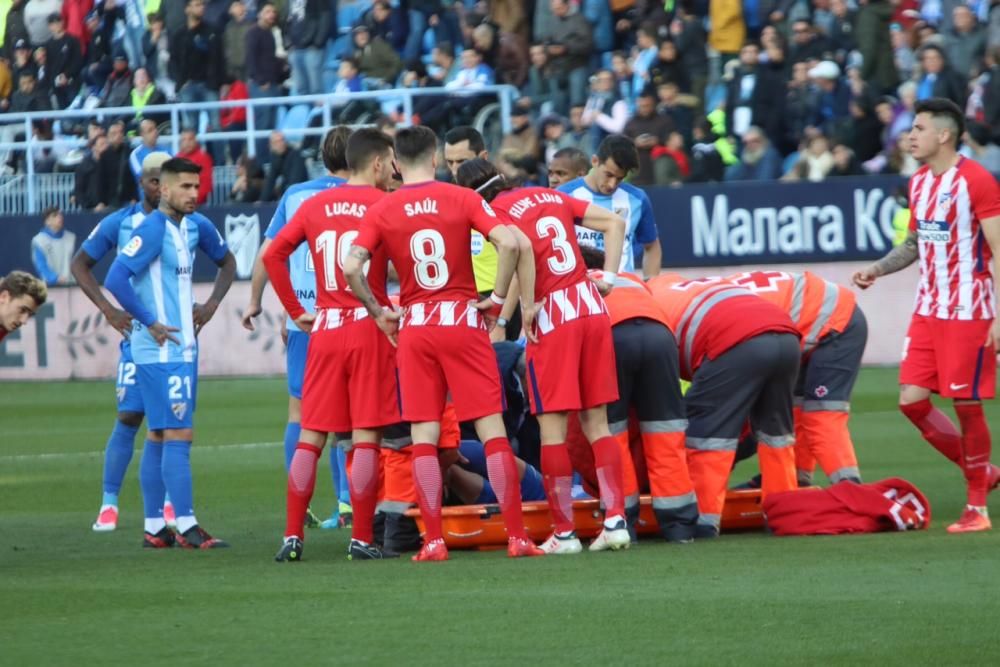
[0,0,998,209]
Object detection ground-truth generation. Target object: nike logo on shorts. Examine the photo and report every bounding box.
[949,383,969,391]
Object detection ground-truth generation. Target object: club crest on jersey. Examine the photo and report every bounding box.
[938,191,952,205]
[172,402,188,421]
[122,236,143,257]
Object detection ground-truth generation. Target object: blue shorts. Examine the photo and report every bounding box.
[115,341,145,415]
[136,362,198,430]
[286,329,309,400]
[460,440,548,504]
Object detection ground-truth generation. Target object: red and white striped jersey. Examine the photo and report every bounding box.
[908,158,1000,320]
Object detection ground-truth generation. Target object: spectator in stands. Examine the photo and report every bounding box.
[362,1,408,54]
[916,44,968,107]
[98,51,132,111]
[84,8,114,88]
[352,23,401,87]
[177,128,214,204]
[847,91,884,162]
[224,1,252,82]
[653,131,690,185]
[142,13,173,96]
[73,133,107,210]
[539,115,570,163]
[758,24,787,69]
[10,39,33,84]
[564,103,594,156]
[498,104,540,164]
[785,133,835,182]
[262,130,306,201]
[581,68,628,148]
[404,0,463,63]
[172,0,225,139]
[31,206,75,286]
[60,0,91,57]
[656,81,693,148]
[826,0,857,62]
[472,21,527,88]
[725,126,783,181]
[708,0,746,59]
[945,5,987,79]
[725,42,785,146]
[672,2,709,103]
[128,67,167,127]
[609,51,633,108]
[129,118,170,189]
[31,44,50,97]
[229,152,264,202]
[220,74,249,163]
[646,39,690,95]
[830,142,864,177]
[688,118,726,183]
[0,56,11,109]
[537,0,593,114]
[23,0,60,46]
[783,61,819,152]
[977,45,1000,144]
[522,43,555,113]
[631,25,658,97]
[788,19,832,64]
[856,0,899,95]
[246,2,283,142]
[4,1,28,61]
[546,146,589,187]
[960,120,1000,173]
[808,60,852,139]
[286,0,330,96]
[9,66,47,112]
[624,91,673,185]
[96,120,137,210]
[45,13,81,109]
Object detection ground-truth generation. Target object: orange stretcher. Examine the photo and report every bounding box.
[405,490,766,550]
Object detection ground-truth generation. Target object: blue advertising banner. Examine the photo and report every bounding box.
[0,177,909,280]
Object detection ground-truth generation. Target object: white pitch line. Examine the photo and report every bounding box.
[0,441,281,463]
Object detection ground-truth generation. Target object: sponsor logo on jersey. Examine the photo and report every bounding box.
[172,402,188,421]
[471,231,485,255]
[116,387,127,403]
[122,236,143,257]
[916,219,950,243]
[176,265,193,276]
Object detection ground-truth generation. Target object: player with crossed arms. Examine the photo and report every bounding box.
[263,129,399,562]
[456,157,633,554]
[343,126,544,561]
[854,98,1000,533]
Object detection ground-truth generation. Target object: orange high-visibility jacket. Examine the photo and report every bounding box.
[602,273,672,329]
[647,274,799,379]
[723,270,857,353]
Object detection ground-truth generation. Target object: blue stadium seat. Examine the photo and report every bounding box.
[280,104,312,146]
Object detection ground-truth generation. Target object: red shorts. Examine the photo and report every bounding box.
[300,317,400,432]
[396,324,504,422]
[525,314,619,414]
[900,315,996,400]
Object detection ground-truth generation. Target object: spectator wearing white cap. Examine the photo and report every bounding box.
[808,59,852,136]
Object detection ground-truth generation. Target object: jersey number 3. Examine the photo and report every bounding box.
[411,229,449,289]
[537,216,576,275]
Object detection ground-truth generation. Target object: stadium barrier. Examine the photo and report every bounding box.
[0,177,919,379]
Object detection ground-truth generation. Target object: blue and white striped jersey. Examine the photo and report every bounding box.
[556,178,659,274]
[116,210,229,365]
[265,175,346,328]
[81,202,149,260]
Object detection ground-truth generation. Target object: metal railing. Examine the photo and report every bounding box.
[0,85,517,215]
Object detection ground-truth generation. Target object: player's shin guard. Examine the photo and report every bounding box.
[641,429,698,542]
[285,443,322,539]
[799,410,861,483]
[103,421,139,499]
[540,444,575,534]
[162,441,195,532]
[348,443,379,544]
[900,399,962,465]
[955,403,992,507]
[686,445,736,537]
[484,438,527,539]
[758,435,797,497]
[283,422,301,471]
[139,439,166,532]
[410,443,444,542]
[592,436,626,520]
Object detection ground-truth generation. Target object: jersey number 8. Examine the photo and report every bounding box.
[410,229,449,289]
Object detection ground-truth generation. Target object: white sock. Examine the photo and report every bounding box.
[175,515,198,534]
[969,505,989,517]
[145,518,166,534]
[604,515,626,529]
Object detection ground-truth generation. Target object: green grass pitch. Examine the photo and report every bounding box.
[2,369,999,665]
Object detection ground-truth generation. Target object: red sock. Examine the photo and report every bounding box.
[900,400,962,465]
[410,443,443,542]
[955,403,992,507]
[541,444,575,534]
[285,443,321,539]
[484,438,526,539]
[592,436,625,519]
[348,443,379,544]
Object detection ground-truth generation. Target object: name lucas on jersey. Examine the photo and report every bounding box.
[505,192,565,219]
[404,198,439,217]
[325,202,368,218]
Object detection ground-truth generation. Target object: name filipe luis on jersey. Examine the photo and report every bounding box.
[689,188,901,258]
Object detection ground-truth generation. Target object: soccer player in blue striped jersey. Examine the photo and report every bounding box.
[242,127,354,529]
[104,157,237,549]
[557,134,662,278]
[72,151,173,533]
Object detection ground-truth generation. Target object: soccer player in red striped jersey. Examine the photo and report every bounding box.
[344,126,544,561]
[0,271,47,343]
[456,158,633,555]
[854,98,1000,533]
[263,128,399,561]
